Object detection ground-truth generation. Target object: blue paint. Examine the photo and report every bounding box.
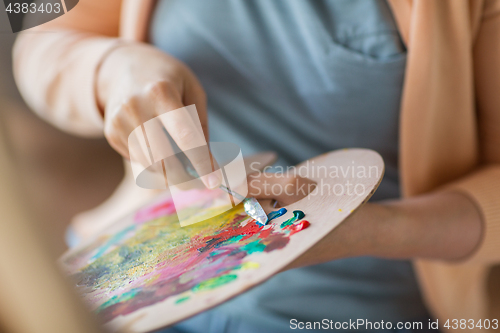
[265,208,287,224]
[91,225,135,261]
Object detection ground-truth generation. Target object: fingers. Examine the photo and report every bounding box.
[103,58,220,190]
[104,97,142,160]
[247,172,317,206]
[151,80,221,189]
[183,72,209,142]
[182,76,220,176]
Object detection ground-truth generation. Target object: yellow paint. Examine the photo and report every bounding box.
[239,262,260,270]
[144,274,160,286]
[179,205,233,227]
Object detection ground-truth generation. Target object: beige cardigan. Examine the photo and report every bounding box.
[13,0,500,329]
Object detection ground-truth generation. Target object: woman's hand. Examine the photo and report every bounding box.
[97,43,221,189]
[248,172,483,271]
[247,171,376,267]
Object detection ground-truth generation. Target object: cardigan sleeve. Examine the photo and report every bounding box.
[414,0,500,326]
[13,0,123,137]
[444,168,500,264]
[442,0,500,264]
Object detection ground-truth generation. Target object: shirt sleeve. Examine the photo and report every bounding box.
[12,0,123,137]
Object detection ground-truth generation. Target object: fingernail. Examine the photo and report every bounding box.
[207,174,221,189]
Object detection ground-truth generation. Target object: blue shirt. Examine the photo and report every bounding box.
[151,0,429,331]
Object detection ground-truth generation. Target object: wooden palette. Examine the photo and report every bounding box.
[60,148,384,332]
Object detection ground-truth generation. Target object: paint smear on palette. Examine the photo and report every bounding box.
[281,210,306,227]
[63,190,308,323]
[266,208,287,224]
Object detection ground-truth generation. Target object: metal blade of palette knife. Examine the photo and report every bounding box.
[181,158,268,225]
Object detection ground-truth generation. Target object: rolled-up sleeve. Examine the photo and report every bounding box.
[13,0,123,137]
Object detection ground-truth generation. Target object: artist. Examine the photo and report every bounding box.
[13,0,500,332]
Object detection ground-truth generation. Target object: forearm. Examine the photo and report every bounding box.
[286,191,482,270]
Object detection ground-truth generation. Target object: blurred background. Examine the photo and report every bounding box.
[0,17,124,256]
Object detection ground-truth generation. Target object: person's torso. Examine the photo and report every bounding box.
[151,1,429,331]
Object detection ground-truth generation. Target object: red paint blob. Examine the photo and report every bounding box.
[289,220,310,236]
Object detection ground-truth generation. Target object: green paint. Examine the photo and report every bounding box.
[294,210,305,220]
[208,250,223,257]
[242,240,266,254]
[224,235,244,244]
[281,210,305,228]
[97,288,140,311]
[175,296,191,304]
[193,274,238,292]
